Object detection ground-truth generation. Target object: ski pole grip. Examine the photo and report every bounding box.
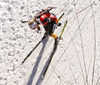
[21,20,28,23]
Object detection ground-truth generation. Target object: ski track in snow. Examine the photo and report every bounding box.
[0,0,100,85]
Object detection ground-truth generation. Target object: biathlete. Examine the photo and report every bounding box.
[28,7,61,45]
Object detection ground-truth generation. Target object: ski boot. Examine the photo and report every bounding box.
[54,38,59,46]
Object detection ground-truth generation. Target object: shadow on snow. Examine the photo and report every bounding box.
[27,36,49,85]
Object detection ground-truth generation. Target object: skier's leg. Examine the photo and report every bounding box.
[51,33,59,45]
[51,33,58,39]
[48,23,59,45]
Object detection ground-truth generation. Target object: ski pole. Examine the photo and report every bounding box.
[21,20,28,23]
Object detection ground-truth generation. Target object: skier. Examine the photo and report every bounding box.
[28,7,61,45]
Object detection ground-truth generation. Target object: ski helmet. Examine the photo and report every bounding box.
[28,19,37,29]
[28,19,34,25]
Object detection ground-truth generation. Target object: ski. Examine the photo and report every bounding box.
[42,20,67,79]
[58,13,64,21]
[21,13,65,64]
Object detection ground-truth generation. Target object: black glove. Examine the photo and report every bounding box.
[57,23,61,26]
[37,26,41,31]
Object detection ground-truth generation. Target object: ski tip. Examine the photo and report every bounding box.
[62,13,65,15]
[65,20,68,23]
[21,61,24,64]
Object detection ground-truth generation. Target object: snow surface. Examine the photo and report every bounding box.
[0,0,100,85]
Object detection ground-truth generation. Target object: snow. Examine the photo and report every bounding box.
[0,0,100,85]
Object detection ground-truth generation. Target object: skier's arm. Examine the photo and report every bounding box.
[50,13,61,26]
[35,18,41,31]
[55,18,61,26]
